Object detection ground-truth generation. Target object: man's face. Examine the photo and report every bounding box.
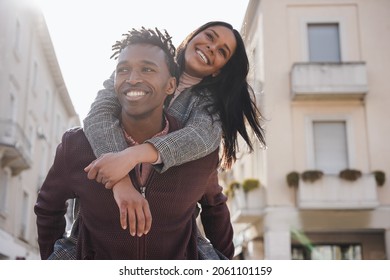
[114,44,176,121]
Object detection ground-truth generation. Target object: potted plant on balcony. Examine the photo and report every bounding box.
[242,178,260,193]
[372,170,386,187]
[301,170,324,183]
[339,169,362,181]
[286,171,300,187]
[241,178,261,209]
[224,181,240,198]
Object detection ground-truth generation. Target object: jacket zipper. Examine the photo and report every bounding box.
[140,186,146,198]
[132,168,156,259]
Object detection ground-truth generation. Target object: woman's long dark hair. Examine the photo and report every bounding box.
[175,21,266,169]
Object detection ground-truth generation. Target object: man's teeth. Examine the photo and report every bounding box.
[126,91,146,97]
[196,50,208,64]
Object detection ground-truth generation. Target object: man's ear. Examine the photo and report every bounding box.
[166,77,177,95]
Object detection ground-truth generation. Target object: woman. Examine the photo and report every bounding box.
[83,21,266,238]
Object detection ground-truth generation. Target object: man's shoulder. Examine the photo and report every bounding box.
[61,126,89,145]
[62,126,85,137]
[60,127,94,158]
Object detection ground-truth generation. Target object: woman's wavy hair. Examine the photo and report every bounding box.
[175,21,266,169]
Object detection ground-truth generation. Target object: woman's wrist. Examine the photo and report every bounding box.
[124,143,159,165]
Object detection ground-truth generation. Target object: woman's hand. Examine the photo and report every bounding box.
[84,149,136,188]
[84,143,159,188]
[112,176,152,236]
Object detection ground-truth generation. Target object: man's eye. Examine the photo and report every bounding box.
[117,68,129,73]
[142,67,154,72]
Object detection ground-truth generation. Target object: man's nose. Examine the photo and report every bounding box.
[125,71,142,84]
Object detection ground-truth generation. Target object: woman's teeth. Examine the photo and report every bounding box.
[196,50,208,64]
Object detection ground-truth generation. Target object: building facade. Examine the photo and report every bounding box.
[0,0,80,259]
[224,0,390,260]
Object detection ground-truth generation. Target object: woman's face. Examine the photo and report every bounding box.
[184,25,237,78]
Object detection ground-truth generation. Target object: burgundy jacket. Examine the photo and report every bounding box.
[34,115,234,260]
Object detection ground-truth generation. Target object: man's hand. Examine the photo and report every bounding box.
[112,176,152,236]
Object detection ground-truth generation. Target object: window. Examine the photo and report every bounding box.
[4,81,18,121]
[31,61,38,94]
[19,191,29,240]
[9,92,16,121]
[55,114,62,141]
[313,121,348,174]
[44,89,52,118]
[13,20,21,60]
[308,23,341,62]
[0,168,11,215]
[27,120,36,154]
[292,244,362,260]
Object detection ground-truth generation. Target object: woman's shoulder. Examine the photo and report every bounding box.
[174,87,213,106]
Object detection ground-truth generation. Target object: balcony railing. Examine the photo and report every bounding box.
[228,187,266,223]
[297,174,379,210]
[291,62,368,101]
[0,120,32,175]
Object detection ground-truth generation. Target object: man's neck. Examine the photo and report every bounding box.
[121,114,165,144]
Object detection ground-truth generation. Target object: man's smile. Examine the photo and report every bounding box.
[125,90,147,97]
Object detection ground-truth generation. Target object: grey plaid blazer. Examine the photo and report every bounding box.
[83,74,222,172]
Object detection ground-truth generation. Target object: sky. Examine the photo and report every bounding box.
[36,0,250,122]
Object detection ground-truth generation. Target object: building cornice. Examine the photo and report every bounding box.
[34,10,79,120]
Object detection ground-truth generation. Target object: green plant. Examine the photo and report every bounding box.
[224,181,240,197]
[339,169,362,181]
[373,170,386,187]
[286,172,300,187]
[242,178,260,193]
[301,170,324,183]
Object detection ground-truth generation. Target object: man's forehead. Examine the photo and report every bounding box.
[118,44,166,61]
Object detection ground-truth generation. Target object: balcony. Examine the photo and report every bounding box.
[291,62,368,101]
[297,174,379,210]
[228,187,266,224]
[0,120,32,175]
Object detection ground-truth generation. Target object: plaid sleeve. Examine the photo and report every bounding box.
[146,89,222,173]
[83,72,128,157]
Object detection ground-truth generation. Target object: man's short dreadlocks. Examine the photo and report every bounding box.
[111,27,179,80]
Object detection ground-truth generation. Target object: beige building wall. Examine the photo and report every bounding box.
[226,0,390,260]
[0,0,80,259]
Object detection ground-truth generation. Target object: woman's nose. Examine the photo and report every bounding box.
[206,44,215,54]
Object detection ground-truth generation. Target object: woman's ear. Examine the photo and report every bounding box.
[166,77,177,95]
[211,70,220,77]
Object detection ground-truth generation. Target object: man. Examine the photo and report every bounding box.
[34,27,234,259]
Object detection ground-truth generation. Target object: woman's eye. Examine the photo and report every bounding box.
[219,49,227,58]
[206,33,213,41]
